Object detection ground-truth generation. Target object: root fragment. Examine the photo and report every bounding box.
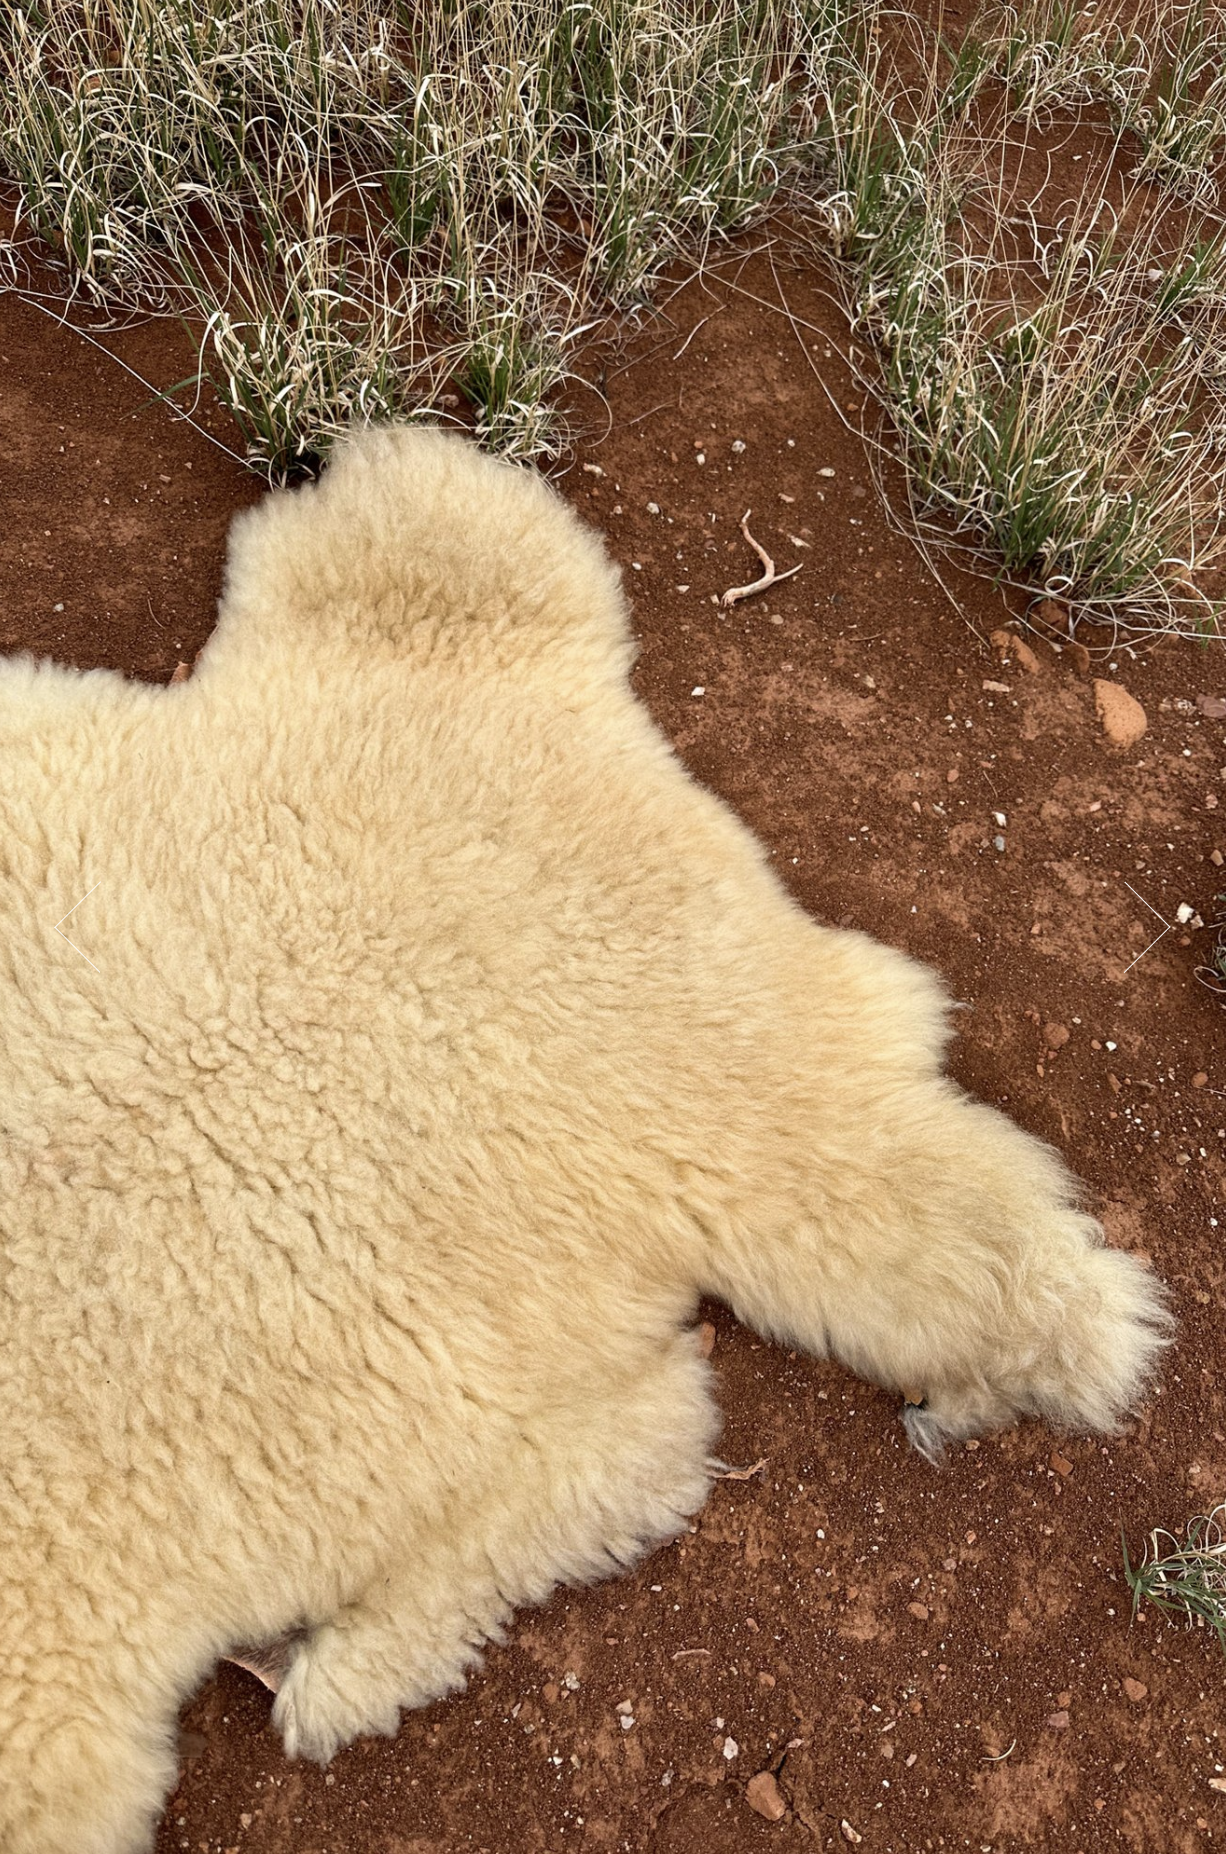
[721,510,803,608]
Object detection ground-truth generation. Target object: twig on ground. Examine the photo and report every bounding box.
[624,400,678,427]
[672,308,724,360]
[720,511,802,607]
[710,1455,769,1479]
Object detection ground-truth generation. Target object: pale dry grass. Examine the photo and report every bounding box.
[2,0,1226,632]
[0,0,854,471]
[806,0,1226,636]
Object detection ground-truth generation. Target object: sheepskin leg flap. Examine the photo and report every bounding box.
[0,424,1171,1854]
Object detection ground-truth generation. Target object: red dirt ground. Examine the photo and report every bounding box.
[2,152,1224,1854]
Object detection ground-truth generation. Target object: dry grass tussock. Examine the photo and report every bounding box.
[0,0,848,467]
[1,0,1225,635]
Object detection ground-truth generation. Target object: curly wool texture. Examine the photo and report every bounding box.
[0,426,1170,1853]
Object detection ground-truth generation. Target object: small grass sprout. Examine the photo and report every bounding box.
[1123,1505,1226,1651]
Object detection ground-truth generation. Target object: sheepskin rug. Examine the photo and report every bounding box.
[0,425,1170,1854]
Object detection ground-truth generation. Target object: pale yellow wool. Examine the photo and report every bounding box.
[0,425,1169,1853]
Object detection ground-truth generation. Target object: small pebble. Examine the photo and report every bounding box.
[745,1771,786,1821]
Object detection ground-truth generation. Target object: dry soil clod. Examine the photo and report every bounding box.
[721,510,802,608]
[745,1771,787,1821]
[989,628,1041,674]
[1094,679,1148,749]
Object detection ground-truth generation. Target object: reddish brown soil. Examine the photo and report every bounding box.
[2,165,1224,1854]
